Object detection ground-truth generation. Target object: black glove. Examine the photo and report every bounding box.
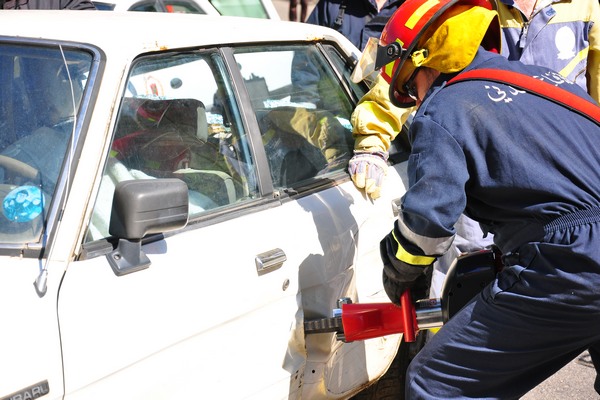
[380,229,434,305]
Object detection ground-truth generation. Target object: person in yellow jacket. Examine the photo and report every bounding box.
[498,0,600,101]
[349,0,600,200]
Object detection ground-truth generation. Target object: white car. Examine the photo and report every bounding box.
[92,0,281,19]
[0,10,410,400]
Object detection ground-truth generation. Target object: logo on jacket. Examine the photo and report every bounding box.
[555,26,576,60]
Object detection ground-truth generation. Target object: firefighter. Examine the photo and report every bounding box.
[354,0,600,397]
[348,0,600,339]
[348,0,600,201]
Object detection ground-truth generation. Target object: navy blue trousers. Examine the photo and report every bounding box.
[406,211,600,399]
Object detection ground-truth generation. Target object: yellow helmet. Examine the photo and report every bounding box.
[354,0,500,108]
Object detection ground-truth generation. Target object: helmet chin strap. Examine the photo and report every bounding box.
[388,50,417,108]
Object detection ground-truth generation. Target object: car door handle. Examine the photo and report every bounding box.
[255,248,286,276]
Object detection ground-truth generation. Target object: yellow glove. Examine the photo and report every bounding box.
[347,151,388,199]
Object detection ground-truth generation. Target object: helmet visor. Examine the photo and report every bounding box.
[351,37,406,84]
[351,37,380,84]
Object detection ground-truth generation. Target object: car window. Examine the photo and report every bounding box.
[233,44,354,189]
[0,43,92,244]
[92,2,116,10]
[93,1,207,13]
[93,1,161,12]
[209,0,268,18]
[128,1,161,11]
[163,1,206,13]
[94,1,161,11]
[86,51,258,241]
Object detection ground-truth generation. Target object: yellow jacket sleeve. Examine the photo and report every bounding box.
[351,75,414,153]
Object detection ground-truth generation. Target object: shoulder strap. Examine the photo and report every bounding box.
[333,0,347,30]
[447,68,600,126]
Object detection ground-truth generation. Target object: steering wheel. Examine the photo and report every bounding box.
[0,154,39,182]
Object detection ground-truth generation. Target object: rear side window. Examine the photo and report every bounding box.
[233,44,354,188]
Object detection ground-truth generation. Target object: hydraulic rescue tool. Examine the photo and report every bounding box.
[304,247,503,342]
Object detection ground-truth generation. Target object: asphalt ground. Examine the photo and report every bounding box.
[270,2,600,398]
[522,351,598,399]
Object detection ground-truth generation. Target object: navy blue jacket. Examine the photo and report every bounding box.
[400,48,600,256]
[306,0,403,50]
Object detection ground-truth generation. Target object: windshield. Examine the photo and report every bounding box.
[0,43,93,244]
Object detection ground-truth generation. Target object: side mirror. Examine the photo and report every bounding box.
[107,178,189,276]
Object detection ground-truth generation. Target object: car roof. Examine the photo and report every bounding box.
[0,11,356,56]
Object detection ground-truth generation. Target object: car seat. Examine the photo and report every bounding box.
[112,97,236,206]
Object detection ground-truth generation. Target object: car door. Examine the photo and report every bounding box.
[227,43,409,398]
[57,41,407,399]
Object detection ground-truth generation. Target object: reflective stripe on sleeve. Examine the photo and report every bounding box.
[397,215,455,256]
[392,230,436,266]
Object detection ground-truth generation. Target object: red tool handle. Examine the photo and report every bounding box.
[400,291,416,342]
[340,291,418,342]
